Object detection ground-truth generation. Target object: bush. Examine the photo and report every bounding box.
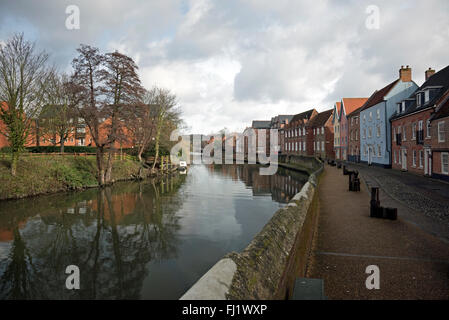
[26,146,97,153]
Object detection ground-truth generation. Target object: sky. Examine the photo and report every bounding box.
[1,0,448,134]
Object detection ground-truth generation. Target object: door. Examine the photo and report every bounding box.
[401,149,407,171]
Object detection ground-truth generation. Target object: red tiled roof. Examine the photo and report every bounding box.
[341,98,369,116]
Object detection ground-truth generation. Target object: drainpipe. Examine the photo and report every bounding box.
[384,102,391,167]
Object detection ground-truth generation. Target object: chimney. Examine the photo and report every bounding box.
[425,67,435,81]
[399,65,412,82]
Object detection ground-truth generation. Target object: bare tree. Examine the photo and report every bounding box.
[70,44,110,185]
[38,72,79,153]
[99,51,144,182]
[0,33,49,175]
[149,87,181,170]
[127,90,157,163]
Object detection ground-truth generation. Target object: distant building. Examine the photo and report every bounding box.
[360,66,418,167]
[283,109,318,156]
[271,115,294,155]
[307,109,335,160]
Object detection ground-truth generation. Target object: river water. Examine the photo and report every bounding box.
[0,164,308,299]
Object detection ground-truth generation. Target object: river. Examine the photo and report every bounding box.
[0,164,308,299]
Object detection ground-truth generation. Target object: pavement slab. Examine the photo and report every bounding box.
[307,164,449,300]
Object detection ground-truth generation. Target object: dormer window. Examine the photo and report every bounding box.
[401,101,406,113]
[416,93,421,107]
[424,90,430,103]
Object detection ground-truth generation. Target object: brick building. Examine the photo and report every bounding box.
[271,115,294,155]
[283,109,318,156]
[430,88,449,182]
[391,65,449,176]
[307,109,334,160]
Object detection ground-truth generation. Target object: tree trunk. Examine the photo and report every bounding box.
[105,149,114,184]
[11,151,18,176]
[152,127,161,170]
[96,147,105,186]
[137,145,144,163]
[60,138,65,153]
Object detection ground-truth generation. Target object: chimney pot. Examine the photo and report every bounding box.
[425,67,435,81]
[399,65,412,82]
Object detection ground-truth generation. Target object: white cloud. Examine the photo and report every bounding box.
[1,0,449,134]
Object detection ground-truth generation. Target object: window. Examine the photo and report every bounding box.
[426,120,431,138]
[368,127,372,138]
[402,125,406,141]
[369,112,373,121]
[356,117,358,125]
[442,153,449,174]
[412,150,416,167]
[303,128,306,135]
[303,141,306,151]
[376,125,381,137]
[321,127,324,134]
[355,129,358,141]
[362,129,366,139]
[394,150,397,164]
[416,93,421,107]
[419,150,423,168]
[401,101,406,113]
[438,121,445,142]
[321,141,324,151]
[377,109,380,119]
[412,123,416,140]
[378,145,381,157]
[393,127,396,141]
[424,90,430,103]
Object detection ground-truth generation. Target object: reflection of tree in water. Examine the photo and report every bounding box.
[0,174,186,299]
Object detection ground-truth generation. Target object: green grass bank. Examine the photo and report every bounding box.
[0,155,150,200]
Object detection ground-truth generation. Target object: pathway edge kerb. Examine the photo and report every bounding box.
[179,158,324,300]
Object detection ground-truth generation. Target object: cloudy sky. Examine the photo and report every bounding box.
[1,0,448,134]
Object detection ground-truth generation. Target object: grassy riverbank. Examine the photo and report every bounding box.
[0,155,149,200]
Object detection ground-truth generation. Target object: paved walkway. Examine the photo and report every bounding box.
[306,164,449,299]
[348,163,449,243]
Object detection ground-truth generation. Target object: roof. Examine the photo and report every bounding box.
[341,98,369,116]
[251,120,271,129]
[391,65,449,121]
[308,109,333,127]
[430,88,449,121]
[291,109,316,123]
[360,79,400,112]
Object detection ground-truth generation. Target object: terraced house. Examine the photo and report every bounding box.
[308,109,334,160]
[430,89,449,181]
[336,98,368,161]
[283,109,317,156]
[390,65,449,176]
[360,66,418,167]
[332,102,342,159]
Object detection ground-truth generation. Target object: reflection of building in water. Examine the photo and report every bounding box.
[207,164,307,203]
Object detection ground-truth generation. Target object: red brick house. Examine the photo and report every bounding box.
[308,109,334,160]
[391,65,449,176]
[271,115,294,155]
[283,109,318,156]
[430,88,449,182]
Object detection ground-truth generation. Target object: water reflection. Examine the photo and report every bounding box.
[0,164,307,299]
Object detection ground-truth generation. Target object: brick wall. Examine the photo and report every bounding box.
[391,108,433,175]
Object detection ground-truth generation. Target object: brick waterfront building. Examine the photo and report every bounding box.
[283,109,318,156]
[391,65,449,177]
[307,109,334,160]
